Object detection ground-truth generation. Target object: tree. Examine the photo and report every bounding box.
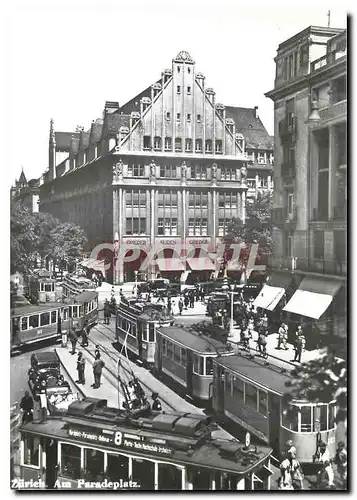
[48,222,88,272]
[284,349,347,424]
[10,202,39,274]
[33,211,61,261]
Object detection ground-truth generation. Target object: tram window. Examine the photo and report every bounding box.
[162,337,166,355]
[22,435,40,467]
[158,463,182,490]
[79,306,84,317]
[245,383,258,411]
[300,406,313,432]
[233,377,244,402]
[148,325,155,342]
[107,453,129,481]
[40,312,50,327]
[51,311,57,324]
[39,283,44,292]
[84,303,88,314]
[192,467,211,489]
[193,355,204,375]
[132,458,155,490]
[174,344,181,364]
[281,404,298,432]
[28,314,39,329]
[84,448,104,481]
[61,443,81,480]
[224,372,231,393]
[167,341,174,359]
[258,390,268,416]
[313,405,328,432]
[68,307,73,318]
[62,308,69,320]
[205,357,213,376]
[181,348,187,367]
[21,317,29,331]
[328,402,336,429]
[72,306,78,318]
[44,284,52,292]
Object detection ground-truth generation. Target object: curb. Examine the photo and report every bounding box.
[55,348,86,399]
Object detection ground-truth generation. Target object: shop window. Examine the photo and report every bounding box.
[61,443,81,479]
[21,317,29,331]
[245,382,258,410]
[84,448,104,481]
[23,435,40,467]
[29,314,39,329]
[51,311,57,324]
[40,312,50,327]
[281,404,299,432]
[300,406,313,432]
[258,390,268,416]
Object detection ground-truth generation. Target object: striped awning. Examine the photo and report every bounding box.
[156,258,185,272]
[187,257,216,271]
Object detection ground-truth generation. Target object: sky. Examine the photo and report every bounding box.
[2,0,348,184]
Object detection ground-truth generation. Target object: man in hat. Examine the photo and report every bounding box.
[76,352,86,385]
[334,441,347,482]
[92,352,105,389]
[151,392,162,411]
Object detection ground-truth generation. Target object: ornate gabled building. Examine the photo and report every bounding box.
[11,169,40,212]
[265,26,347,345]
[40,50,272,283]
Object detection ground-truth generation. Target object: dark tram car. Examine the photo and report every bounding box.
[155,325,235,401]
[212,353,337,464]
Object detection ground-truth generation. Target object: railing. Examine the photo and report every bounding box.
[271,207,297,226]
[311,47,347,72]
[272,256,347,277]
[278,116,297,138]
[311,206,347,222]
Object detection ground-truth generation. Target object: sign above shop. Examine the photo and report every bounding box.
[67,427,173,457]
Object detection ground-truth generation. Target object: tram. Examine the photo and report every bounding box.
[115,297,174,366]
[25,270,60,304]
[17,397,273,490]
[212,351,337,464]
[62,274,96,299]
[11,291,98,354]
[154,325,234,401]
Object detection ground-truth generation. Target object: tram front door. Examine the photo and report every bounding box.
[45,439,58,489]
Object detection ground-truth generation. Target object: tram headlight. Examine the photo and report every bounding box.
[41,380,47,387]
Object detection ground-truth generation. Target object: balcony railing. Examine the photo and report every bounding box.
[279,116,297,140]
[271,207,297,226]
[272,256,347,277]
[311,47,347,72]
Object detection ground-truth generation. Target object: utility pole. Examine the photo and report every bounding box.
[327,10,331,27]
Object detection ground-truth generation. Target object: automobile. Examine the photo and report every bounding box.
[28,351,70,401]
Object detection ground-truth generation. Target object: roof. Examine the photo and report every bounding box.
[225,107,274,150]
[12,302,61,318]
[158,325,231,354]
[18,169,27,184]
[74,290,98,304]
[31,350,59,365]
[55,132,80,151]
[89,119,103,144]
[103,112,131,137]
[214,354,294,395]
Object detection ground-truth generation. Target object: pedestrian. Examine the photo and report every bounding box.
[167,298,172,314]
[69,328,78,355]
[76,352,86,385]
[200,288,205,302]
[178,297,183,315]
[261,313,268,329]
[92,355,105,389]
[247,317,254,337]
[279,458,293,490]
[313,441,330,464]
[151,392,162,411]
[316,460,335,490]
[20,391,34,424]
[277,322,287,349]
[184,294,189,310]
[94,345,100,359]
[334,441,347,482]
[104,299,111,325]
[294,332,306,363]
[257,331,268,357]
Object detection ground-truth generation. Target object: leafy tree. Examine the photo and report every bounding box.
[284,350,347,424]
[33,211,60,261]
[10,202,39,274]
[48,222,87,272]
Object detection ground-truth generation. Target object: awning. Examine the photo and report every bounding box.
[156,258,184,272]
[83,259,107,277]
[253,271,293,311]
[187,257,216,271]
[283,276,342,319]
[253,285,285,311]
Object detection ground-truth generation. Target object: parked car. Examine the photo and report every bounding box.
[28,351,70,401]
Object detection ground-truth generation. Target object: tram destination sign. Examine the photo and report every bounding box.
[67,426,173,457]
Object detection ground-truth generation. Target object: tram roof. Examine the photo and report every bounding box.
[158,325,231,354]
[214,354,294,395]
[73,290,98,303]
[19,398,272,476]
[12,302,61,317]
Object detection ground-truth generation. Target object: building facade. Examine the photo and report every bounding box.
[40,51,273,283]
[266,26,347,343]
[11,169,40,212]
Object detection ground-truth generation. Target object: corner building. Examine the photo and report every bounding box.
[265,27,347,346]
[40,51,256,283]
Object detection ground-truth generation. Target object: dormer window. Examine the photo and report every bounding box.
[187,86,191,95]
[143,136,151,150]
[175,138,182,152]
[153,88,160,98]
[197,114,202,123]
[177,66,181,73]
[185,138,192,152]
[154,136,161,150]
[187,114,191,122]
[195,139,202,153]
[205,139,212,153]
[165,137,172,151]
[215,140,223,153]
[166,112,171,121]
[177,85,181,94]
[143,102,150,112]
[177,113,181,121]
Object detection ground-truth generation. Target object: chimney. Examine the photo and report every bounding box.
[254,106,259,119]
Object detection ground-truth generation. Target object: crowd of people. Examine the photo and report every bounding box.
[279,440,347,490]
